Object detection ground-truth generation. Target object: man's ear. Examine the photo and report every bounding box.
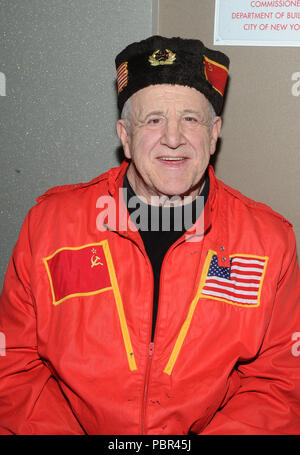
[210,116,222,156]
[116,120,131,159]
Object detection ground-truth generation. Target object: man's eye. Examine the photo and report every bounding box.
[147,118,162,125]
[184,116,198,123]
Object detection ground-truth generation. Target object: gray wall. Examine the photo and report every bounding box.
[0,0,158,289]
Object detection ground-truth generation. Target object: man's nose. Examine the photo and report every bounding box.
[160,118,185,149]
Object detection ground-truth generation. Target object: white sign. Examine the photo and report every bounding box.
[214,0,300,46]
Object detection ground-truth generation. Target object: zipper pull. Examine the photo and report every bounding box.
[149,342,154,358]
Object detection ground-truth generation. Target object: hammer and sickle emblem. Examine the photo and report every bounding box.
[91,248,103,268]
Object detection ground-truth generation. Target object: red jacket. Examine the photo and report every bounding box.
[0,162,300,435]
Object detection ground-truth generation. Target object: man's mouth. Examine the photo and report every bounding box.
[158,157,186,161]
[156,156,188,169]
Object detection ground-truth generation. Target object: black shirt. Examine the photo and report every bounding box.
[124,174,210,341]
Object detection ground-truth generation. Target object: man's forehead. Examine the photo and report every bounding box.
[131,84,211,113]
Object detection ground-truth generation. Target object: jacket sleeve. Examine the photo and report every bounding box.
[0,210,85,435]
[201,227,300,435]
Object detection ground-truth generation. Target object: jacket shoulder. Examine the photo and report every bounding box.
[218,179,293,228]
[35,168,113,203]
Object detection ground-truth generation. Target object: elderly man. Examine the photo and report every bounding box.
[0,36,300,435]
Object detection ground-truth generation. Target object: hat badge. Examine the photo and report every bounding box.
[148,49,176,66]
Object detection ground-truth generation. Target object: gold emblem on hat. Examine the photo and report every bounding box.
[148,49,176,66]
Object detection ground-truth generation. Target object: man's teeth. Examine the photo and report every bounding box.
[159,157,185,161]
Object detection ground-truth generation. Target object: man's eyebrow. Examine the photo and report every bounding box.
[145,110,165,117]
[182,109,204,116]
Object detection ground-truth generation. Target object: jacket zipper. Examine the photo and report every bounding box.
[141,341,154,435]
[140,238,186,435]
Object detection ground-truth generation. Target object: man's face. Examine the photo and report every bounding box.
[117,84,222,203]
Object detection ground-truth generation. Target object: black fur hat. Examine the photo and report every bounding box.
[115,35,229,115]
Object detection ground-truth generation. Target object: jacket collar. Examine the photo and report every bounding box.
[104,160,219,241]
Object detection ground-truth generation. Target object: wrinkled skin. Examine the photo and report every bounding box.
[117,84,222,204]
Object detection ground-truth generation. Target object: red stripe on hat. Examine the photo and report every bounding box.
[203,56,228,97]
[118,73,128,85]
[117,62,128,93]
[117,67,127,78]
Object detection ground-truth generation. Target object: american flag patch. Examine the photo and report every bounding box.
[117,61,128,94]
[199,251,268,307]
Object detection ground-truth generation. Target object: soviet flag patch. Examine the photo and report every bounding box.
[43,239,137,371]
[43,241,112,306]
[203,55,229,97]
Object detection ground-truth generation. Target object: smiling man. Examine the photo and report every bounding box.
[0,36,300,435]
[117,84,221,202]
